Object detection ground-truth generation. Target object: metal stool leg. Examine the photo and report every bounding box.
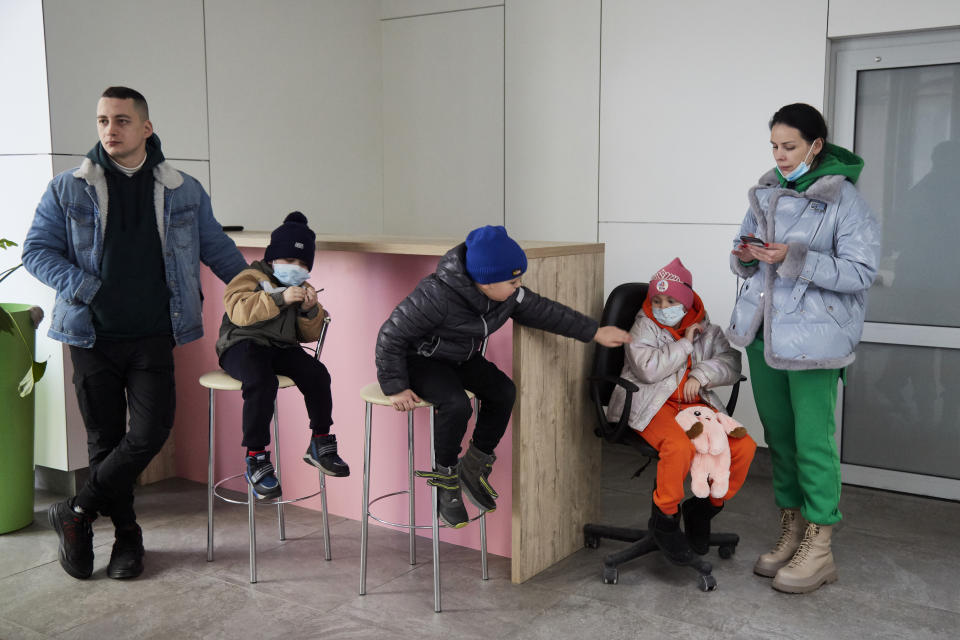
[408,410,416,565]
[273,401,285,541]
[207,388,215,562]
[472,395,489,581]
[359,401,373,595]
[319,472,331,561]
[248,482,258,583]
[429,407,441,613]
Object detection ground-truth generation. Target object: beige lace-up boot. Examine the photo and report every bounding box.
[772,522,838,593]
[753,507,804,577]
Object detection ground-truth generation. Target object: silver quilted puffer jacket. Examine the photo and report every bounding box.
[726,170,881,371]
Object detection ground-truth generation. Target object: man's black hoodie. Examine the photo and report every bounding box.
[86,134,172,340]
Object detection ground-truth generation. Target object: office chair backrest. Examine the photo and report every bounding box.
[591,283,648,406]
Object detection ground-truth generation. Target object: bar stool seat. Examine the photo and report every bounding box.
[204,318,334,584]
[359,382,488,613]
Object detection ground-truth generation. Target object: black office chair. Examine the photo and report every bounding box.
[582,283,744,591]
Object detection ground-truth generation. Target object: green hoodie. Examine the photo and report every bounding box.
[776,142,864,193]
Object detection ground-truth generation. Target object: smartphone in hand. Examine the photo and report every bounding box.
[740,235,766,245]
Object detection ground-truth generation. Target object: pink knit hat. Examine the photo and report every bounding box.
[649,258,694,310]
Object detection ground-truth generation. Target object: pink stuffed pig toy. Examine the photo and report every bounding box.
[674,406,749,499]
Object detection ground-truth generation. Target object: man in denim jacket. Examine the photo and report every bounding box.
[23,86,246,581]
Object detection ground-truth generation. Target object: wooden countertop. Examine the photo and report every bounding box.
[226,231,603,259]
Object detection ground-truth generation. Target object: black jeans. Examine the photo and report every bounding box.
[407,354,516,467]
[219,341,333,450]
[69,336,175,527]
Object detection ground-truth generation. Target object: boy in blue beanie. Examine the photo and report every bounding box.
[217,212,349,500]
[376,225,630,527]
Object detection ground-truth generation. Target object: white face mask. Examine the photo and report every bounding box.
[778,144,817,182]
[272,263,310,286]
[653,305,686,327]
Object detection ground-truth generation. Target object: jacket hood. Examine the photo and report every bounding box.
[435,243,496,312]
[86,133,166,175]
[773,142,863,193]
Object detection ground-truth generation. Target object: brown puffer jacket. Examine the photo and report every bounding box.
[375,243,598,395]
[215,260,326,357]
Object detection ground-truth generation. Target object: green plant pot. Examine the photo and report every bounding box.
[0,303,37,533]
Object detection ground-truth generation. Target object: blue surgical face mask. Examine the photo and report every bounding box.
[653,304,686,327]
[777,144,817,182]
[272,263,310,287]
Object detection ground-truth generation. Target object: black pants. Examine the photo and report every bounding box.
[407,354,516,467]
[69,336,176,527]
[219,341,333,450]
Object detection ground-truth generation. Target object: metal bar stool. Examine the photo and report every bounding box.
[358,382,490,613]
[204,316,333,583]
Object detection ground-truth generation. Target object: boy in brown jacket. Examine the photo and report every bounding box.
[216,212,348,499]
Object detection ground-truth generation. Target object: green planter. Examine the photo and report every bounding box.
[0,303,37,533]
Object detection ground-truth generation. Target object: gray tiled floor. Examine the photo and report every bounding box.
[2,444,958,639]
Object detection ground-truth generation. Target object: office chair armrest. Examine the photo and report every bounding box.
[588,375,639,443]
[724,375,747,416]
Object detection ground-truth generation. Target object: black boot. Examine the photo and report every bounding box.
[681,497,723,555]
[107,523,145,579]
[459,441,498,512]
[417,464,469,529]
[649,502,694,566]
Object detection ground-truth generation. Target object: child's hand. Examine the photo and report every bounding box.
[389,389,423,412]
[682,377,701,403]
[300,285,318,311]
[684,322,703,342]
[282,286,306,306]
[594,326,632,347]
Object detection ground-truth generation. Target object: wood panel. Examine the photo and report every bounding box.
[511,249,603,583]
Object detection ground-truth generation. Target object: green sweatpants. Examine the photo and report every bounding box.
[746,339,842,525]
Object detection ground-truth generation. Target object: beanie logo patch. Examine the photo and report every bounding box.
[512,269,521,276]
[294,242,304,249]
[656,280,669,293]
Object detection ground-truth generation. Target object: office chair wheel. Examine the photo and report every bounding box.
[718,544,736,559]
[697,574,718,592]
[584,533,600,549]
[602,565,619,584]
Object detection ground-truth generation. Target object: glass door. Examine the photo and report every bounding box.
[832,31,960,500]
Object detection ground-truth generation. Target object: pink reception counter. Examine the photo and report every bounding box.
[164,233,603,583]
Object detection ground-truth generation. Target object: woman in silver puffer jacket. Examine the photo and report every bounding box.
[727,103,880,595]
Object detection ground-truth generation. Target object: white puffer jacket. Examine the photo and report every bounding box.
[605,308,742,432]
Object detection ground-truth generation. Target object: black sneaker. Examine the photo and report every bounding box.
[303,434,350,477]
[245,451,282,499]
[48,499,94,579]
[681,497,723,555]
[459,441,498,513]
[416,464,469,529]
[107,523,144,579]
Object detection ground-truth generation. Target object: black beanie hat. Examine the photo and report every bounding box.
[264,211,315,271]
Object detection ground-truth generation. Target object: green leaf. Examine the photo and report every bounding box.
[1,307,47,397]
[0,238,17,250]
[0,306,14,336]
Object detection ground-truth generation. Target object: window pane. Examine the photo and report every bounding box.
[842,342,960,480]
[854,63,960,328]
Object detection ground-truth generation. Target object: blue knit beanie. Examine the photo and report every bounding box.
[264,211,315,271]
[464,225,527,284]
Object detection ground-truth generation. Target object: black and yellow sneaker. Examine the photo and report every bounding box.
[459,441,498,512]
[417,464,469,528]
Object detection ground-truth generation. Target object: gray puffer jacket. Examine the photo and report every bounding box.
[376,243,598,395]
[727,170,880,370]
[606,310,742,432]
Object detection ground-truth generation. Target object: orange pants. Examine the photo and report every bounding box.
[639,401,756,515]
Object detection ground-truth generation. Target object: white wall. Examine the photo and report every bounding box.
[829,0,960,38]
[205,0,383,233]
[598,0,829,443]
[0,0,65,470]
[504,0,600,243]
[381,5,504,237]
